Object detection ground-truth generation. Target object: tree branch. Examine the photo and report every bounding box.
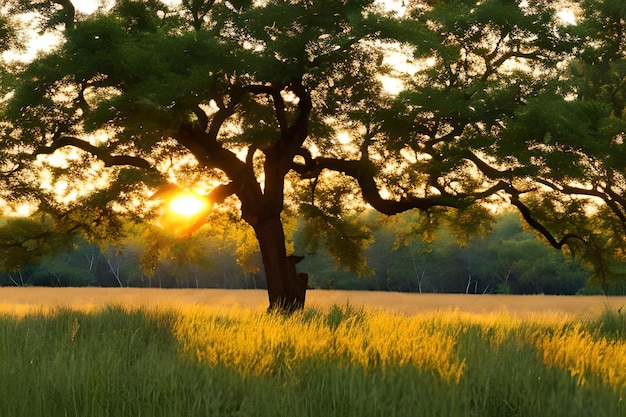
[287,80,312,145]
[291,147,318,178]
[37,136,152,169]
[0,223,81,250]
[53,0,75,29]
[537,178,626,230]
[208,182,238,205]
[506,187,586,250]
[245,83,288,137]
[316,157,464,214]
[192,104,209,132]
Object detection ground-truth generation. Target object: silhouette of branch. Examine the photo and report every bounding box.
[37,136,152,169]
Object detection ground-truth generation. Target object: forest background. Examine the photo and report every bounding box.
[2,209,618,295]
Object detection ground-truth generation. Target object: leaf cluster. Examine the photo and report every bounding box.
[0,216,74,271]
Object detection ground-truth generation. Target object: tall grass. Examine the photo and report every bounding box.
[0,304,623,417]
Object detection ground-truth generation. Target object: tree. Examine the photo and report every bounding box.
[297,210,591,294]
[453,213,589,294]
[2,0,389,311]
[496,0,626,293]
[360,0,626,294]
[0,0,624,311]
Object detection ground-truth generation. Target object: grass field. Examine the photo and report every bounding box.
[0,288,625,416]
[2,287,626,315]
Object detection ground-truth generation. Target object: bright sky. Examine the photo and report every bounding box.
[557,9,577,25]
[73,0,100,14]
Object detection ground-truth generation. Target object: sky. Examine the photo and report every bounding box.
[73,0,101,14]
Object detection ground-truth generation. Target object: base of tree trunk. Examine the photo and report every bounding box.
[268,271,308,314]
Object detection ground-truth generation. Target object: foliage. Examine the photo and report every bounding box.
[297,211,592,294]
[299,203,374,275]
[0,304,624,416]
[0,211,599,294]
[0,216,75,271]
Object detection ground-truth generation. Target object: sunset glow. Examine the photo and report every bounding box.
[167,192,209,217]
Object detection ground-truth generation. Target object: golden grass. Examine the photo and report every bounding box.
[534,324,626,389]
[166,305,626,394]
[1,288,624,395]
[431,311,626,394]
[1,287,625,316]
[171,306,465,382]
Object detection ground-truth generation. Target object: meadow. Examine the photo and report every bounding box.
[0,289,625,417]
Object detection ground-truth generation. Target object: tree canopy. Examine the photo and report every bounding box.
[0,0,625,310]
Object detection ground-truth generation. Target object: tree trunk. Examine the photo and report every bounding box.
[252,214,308,313]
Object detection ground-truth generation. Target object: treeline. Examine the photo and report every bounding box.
[1,211,624,295]
[0,238,262,290]
[297,212,603,295]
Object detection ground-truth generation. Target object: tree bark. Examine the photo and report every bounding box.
[252,214,307,313]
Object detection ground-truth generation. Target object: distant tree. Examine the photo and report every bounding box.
[462,213,589,294]
[298,210,591,294]
[29,255,96,286]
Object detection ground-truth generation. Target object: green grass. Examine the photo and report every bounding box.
[585,307,626,341]
[0,305,623,417]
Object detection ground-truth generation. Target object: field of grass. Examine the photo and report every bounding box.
[0,289,625,416]
[3,287,626,315]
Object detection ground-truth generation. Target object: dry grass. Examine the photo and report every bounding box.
[0,287,625,317]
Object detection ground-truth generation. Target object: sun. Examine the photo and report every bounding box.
[167,192,209,217]
[153,187,212,236]
[557,9,577,25]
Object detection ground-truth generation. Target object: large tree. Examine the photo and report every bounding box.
[1,0,391,311]
[0,0,624,311]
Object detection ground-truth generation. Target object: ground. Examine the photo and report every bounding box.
[1,287,624,317]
